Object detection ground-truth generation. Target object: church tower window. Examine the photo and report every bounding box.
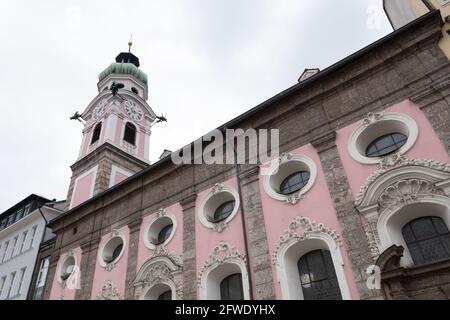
[123,123,137,145]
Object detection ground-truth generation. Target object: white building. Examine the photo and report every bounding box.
[0,195,63,300]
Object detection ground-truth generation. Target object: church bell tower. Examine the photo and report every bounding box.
[66,43,158,210]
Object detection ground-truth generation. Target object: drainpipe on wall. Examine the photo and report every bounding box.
[232,137,255,300]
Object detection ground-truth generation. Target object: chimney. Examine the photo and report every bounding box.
[298,68,320,83]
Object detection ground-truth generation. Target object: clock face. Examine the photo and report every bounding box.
[92,100,106,121]
[125,100,144,121]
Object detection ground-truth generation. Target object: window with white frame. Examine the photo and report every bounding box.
[29,225,38,249]
[1,241,9,263]
[6,272,16,299]
[33,257,50,300]
[0,276,6,298]
[17,267,26,296]
[19,231,28,253]
[10,236,18,258]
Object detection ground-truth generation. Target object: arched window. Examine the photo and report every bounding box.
[157,290,172,300]
[402,217,450,265]
[91,123,102,144]
[220,273,244,300]
[123,123,137,145]
[365,132,407,158]
[297,250,342,300]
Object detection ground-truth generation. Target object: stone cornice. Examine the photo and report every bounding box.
[311,131,337,153]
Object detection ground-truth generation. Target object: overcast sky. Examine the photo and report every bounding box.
[0,0,392,211]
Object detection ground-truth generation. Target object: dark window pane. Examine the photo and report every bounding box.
[220,273,244,300]
[157,290,172,300]
[123,123,136,145]
[402,224,415,243]
[297,250,342,300]
[365,133,407,158]
[212,200,235,223]
[157,224,173,244]
[111,243,123,261]
[403,217,450,265]
[91,123,102,144]
[280,171,310,195]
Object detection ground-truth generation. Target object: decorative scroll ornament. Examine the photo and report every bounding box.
[156,208,168,218]
[198,242,246,285]
[211,183,224,194]
[378,179,444,211]
[279,152,294,163]
[362,112,384,126]
[363,217,382,260]
[285,193,304,205]
[355,158,450,207]
[111,229,120,238]
[272,216,342,265]
[212,220,229,233]
[141,263,183,299]
[153,246,184,267]
[96,281,122,300]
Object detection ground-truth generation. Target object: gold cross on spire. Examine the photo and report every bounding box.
[128,34,133,53]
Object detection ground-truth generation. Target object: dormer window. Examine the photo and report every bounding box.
[91,123,102,144]
[124,123,137,145]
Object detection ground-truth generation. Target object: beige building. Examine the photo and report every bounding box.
[385,0,450,58]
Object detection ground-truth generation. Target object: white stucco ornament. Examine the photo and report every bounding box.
[96,281,122,300]
[125,100,143,121]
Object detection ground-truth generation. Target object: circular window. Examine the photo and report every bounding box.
[59,255,75,281]
[145,214,177,249]
[279,171,311,195]
[198,185,240,231]
[348,112,418,164]
[211,200,235,223]
[263,154,317,203]
[155,223,173,245]
[365,132,408,158]
[101,236,125,265]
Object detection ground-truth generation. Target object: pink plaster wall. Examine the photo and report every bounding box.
[138,130,145,158]
[49,247,82,300]
[336,100,450,198]
[90,225,130,300]
[71,171,95,209]
[113,171,130,187]
[195,177,248,299]
[259,144,360,300]
[136,203,184,271]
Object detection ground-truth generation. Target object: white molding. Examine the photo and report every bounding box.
[262,153,317,205]
[143,208,177,250]
[97,229,126,271]
[108,165,134,188]
[197,184,240,232]
[348,112,418,165]
[134,255,183,300]
[273,215,351,300]
[198,241,250,300]
[69,165,98,209]
[56,250,78,285]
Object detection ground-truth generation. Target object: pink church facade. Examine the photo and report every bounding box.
[44,11,450,300]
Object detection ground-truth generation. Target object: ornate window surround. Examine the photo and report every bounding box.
[134,255,183,300]
[143,208,177,250]
[198,241,250,300]
[347,112,418,165]
[57,249,78,287]
[262,153,317,205]
[355,157,450,266]
[198,184,240,233]
[272,215,351,300]
[98,229,126,271]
